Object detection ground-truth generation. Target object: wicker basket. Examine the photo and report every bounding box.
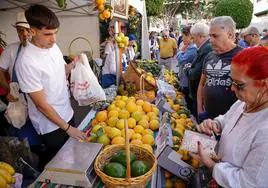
[135,75,155,103]
[94,121,157,188]
[123,62,156,91]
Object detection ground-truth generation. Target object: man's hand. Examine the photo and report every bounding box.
[6,93,18,102]
[66,126,86,141]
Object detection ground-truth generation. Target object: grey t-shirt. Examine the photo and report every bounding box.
[202,46,243,118]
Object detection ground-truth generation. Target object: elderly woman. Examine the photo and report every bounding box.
[177,26,197,110]
[194,46,268,187]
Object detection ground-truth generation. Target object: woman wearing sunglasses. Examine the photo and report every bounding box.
[192,46,268,187]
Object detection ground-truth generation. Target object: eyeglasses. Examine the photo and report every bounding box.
[230,78,247,90]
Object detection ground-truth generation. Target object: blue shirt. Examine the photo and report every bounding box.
[177,44,197,87]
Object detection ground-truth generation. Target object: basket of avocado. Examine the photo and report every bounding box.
[123,62,157,92]
[94,120,157,188]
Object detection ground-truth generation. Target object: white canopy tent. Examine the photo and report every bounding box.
[0,0,150,59]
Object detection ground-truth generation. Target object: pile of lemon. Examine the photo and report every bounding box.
[89,96,161,153]
[95,0,111,21]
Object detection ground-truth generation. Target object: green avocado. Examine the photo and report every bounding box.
[111,150,136,166]
[103,162,126,178]
[131,160,149,177]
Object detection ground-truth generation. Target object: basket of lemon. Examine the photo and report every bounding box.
[94,121,157,188]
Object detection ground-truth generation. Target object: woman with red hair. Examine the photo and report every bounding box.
[193,46,268,187]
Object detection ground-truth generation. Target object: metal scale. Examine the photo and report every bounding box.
[35,138,103,187]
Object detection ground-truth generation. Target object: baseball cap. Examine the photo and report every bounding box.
[13,12,30,29]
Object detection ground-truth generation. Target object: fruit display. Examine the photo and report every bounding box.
[102,149,149,178]
[85,95,160,150]
[136,59,160,77]
[118,82,137,96]
[95,0,112,22]
[115,32,129,49]
[0,162,16,187]
[164,69,179,86]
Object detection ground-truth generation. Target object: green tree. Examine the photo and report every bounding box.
[215,0,253,29]
[146,0,164,17]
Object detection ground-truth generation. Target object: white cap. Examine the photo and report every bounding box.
[13,12,30,29]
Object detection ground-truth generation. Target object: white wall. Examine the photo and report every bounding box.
[0,11,100,58]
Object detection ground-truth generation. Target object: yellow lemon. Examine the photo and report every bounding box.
[111,136,125,145]
[126,102,137,113]
[150,115,159,121]
[96,110,108,122]
[107,104,116,111]
[129,96,136,102]
[142,129,154,136]
[131,139,143,145]
[149,120,160,131]
[141,144,153,153]
[97,4,105,12]
[121,129,134,139]
[127,118,136,129]
[132,133,142,140]
[136,105,143,112]
[142,134,155,145]
[134,125,144,134]
[176,118,187,125]
[104,126,111,134]
[172,104,180,111]
[115,100,126,108]
[131,111,142,122]
[147,112,156,118]
[115,96,122,100]
[121,96,128,101]
[140,114,150,121]
[108,110,119,118]
[107,116,119,127]
[136,99,145,106]
[108,127,121,139]
[138,119,149,129]
[116,119,125,130]
[119,109,130,119]
[143,102,152,113]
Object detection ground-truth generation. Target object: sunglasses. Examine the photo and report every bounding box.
[230,78,247,90]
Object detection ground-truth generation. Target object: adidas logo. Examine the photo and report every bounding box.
[206,60,231,77]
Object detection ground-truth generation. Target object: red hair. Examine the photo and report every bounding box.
[232,46,268,80]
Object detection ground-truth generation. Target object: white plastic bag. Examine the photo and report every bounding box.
[70,53,106,106]
[5,82,28,129]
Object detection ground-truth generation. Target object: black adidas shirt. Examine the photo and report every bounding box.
[202,46,243,118]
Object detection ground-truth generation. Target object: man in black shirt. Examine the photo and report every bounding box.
[197,16,243,120]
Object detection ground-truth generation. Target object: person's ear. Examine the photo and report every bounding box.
[30,28,36,36]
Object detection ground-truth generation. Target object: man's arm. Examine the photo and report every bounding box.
[197,73,206,114]
[173,48,177,57]
[0,67,18,102]
[0,68,10,92]
[29,90,85,140]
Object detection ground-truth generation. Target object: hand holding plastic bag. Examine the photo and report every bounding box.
[4,82,28,129]
[70,53,106,106]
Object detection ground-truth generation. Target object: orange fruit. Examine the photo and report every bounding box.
[97,4,105,12]
[96,110,108,122]
[95,0,105,5]
[103,9,111,19]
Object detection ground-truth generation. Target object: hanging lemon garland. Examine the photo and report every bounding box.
[95,0,113,22]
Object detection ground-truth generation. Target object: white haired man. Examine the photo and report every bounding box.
[184,22,212,119]
[159,30,177,69]
[197,16,243,121]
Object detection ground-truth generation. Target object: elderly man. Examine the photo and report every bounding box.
[159,30,177,69]
[0,12,41,147]
[197,16,243,120]
[185,22,212,119]
[244,26,260,47]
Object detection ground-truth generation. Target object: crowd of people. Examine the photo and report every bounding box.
[149,17,268,187]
